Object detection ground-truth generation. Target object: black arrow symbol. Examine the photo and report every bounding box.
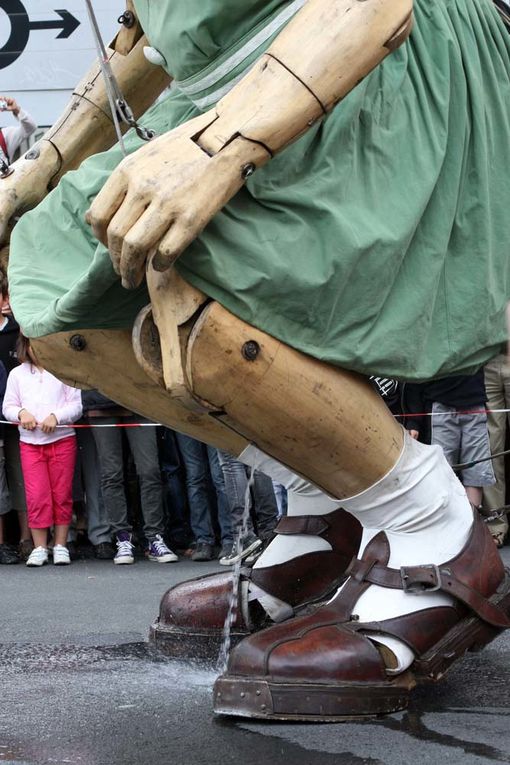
[28,9,80,39]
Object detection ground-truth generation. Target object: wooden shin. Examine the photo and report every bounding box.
[132,268,403,499]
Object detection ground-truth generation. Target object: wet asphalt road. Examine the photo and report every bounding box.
[1,550,510,765]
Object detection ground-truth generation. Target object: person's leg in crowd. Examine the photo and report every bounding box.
[175,434,216,561]
[77,428,113,558]
[47,436,77,565]
[19,442,52,567]
[459,409,496,520]
[430,401,461,468]
[4,426,30,558]
[272,481,287,517]
[251,470,279,544]
[91,419,134,564]
[159,428,192,550]
[207,446,234,554]
[483,354,510,546]
[65,450,83,557]
[0,442,18,563]
[126,418,177,563]
[217,449,258,564]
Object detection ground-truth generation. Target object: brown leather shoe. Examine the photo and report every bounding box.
[213,514,510,720]
[149,509,362,659]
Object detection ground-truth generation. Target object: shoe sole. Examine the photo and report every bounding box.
[148,555,178,563]
[114,557,135,565]
[54,560,71,566]
[26,560,48,567]
[213,572,510,721]
[150,619,249,660]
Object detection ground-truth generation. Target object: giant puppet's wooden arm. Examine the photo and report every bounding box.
[0,6,171,245]
[87,0,413,289]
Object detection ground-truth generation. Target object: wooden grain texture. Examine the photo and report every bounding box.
[200,0,413,156]
[32,328,247,455]
[187,302,404,498]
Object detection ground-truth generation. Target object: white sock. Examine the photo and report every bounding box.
[239,445,340,619]
[239,445,339,567]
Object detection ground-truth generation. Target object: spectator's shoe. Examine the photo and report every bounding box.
[147,535,178,563]
[191,542,215,562]
[0,543,19,564]
[114,532,135,565]
[150,509,362,659]
[94,542,115,560]
[213,514,510,721]
[26,546,49,567]
[219,536,262,566]
[19,538,34,562]
[66,541,77,561]
[487,518,508,548]
[53,544,71,566]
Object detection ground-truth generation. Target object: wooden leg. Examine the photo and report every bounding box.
[32,328,247,455]
[185,302,404,498]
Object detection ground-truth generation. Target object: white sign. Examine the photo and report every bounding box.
[0,0,119,126]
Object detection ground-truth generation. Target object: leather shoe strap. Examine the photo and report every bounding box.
[275,515,329,536]
[347,558,510,629]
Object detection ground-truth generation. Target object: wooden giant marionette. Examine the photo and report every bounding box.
[1,0,510,721]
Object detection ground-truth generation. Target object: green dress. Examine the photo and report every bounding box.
[8,0,510,381]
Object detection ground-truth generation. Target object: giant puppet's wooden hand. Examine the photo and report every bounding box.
[86,112,270,289]
[87,0,413,289]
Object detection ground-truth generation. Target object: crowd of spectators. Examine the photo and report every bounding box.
[0,292,286,567]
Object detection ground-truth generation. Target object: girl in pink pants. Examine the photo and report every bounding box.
[2,335,82,566]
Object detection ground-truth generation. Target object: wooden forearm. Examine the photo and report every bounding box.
[43,35,171,185]
[198,0,413,157]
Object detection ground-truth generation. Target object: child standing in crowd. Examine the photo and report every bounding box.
[2,335,82,566]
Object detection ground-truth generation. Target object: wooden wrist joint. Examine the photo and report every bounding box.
[196,53,325,158]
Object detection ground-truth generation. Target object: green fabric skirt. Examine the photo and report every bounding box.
[8,0,510,381]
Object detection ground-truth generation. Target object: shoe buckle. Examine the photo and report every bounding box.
[400,564,442,594]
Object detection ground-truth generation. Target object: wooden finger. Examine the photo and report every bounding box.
[119,205,173,288]
[153,219,193,271]
[107,194,148,274]
[86,177,127,247]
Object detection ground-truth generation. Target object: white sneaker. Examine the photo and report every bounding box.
[53,544,71,566]
[114,533,135,565]
[26,546,49,567]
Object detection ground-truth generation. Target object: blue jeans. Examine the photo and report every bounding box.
[218,451,279,541]
[159,429,192,548]
[175,434,232,545]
